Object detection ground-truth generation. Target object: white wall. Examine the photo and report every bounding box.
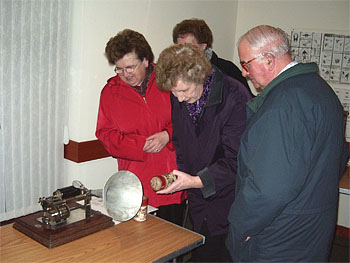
[233,0,350,64]
[338,193,350,227]
[233,0,350,95]
[63,0,349,227]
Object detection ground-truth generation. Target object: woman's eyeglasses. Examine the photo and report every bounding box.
[114,61,141,75]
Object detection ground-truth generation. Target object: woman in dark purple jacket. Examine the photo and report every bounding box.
[155,43,252,262]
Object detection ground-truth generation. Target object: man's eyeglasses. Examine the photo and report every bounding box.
[114,61,140,75]
[240,54,264,72]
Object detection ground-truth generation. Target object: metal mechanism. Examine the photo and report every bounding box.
[38,180,91,229]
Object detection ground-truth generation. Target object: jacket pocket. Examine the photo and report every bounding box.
[238,237,256,262]
[227,230,256,262]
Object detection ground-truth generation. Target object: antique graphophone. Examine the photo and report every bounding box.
[38,180,92,229]
[13,171,143,248]
[13,180,113,248]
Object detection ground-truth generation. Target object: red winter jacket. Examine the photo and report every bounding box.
[96,67,186,207]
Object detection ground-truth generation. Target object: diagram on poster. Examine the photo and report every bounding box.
[333,87,350,141]
[291,30,350,85]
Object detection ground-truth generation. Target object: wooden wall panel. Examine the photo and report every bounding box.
[64,140,111,163]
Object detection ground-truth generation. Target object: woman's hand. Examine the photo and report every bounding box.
[156,170,203,194]
[143,131,169,153]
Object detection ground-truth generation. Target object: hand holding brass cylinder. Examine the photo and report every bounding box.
[150,172,177,191]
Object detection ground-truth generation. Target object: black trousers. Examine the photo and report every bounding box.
[156,201,186,226]
[189,220,232,263]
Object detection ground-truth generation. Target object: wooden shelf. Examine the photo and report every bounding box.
[339,167,349,193]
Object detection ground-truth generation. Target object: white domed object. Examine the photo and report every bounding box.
[103,170,143,222]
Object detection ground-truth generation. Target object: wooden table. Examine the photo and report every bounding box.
[0,215,204,263]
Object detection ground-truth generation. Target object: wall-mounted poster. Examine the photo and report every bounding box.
[291,30,350,85]
[291,29,350,141]
[333,87,350,141]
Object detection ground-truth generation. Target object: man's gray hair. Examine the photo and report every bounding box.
[238,25,290,57]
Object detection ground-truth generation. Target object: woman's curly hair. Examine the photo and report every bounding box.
[155,43,212,91]
[105,29,154,64]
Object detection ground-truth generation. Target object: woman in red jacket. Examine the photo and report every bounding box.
[96,29,186,225]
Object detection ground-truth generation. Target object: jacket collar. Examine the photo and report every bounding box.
[210,51,219,64]
[107,63,156,93]
[204,65,223,108]
[247,62,319,113]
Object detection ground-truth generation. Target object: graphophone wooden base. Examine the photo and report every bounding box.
[13,207,114,249]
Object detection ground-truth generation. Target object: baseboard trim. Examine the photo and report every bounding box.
[335,225,350,238]
[64,139,111,163]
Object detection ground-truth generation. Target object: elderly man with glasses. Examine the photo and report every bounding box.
[227,25,348,262]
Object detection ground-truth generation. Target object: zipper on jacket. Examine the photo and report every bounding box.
[143,96,147,103]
